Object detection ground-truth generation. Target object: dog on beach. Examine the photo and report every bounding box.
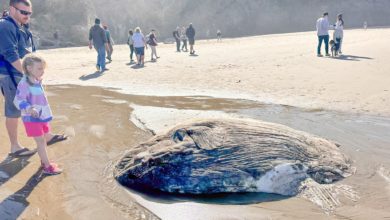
[329,40,339,57]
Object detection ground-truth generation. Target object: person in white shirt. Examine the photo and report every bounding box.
[132,27,147,66]
[316,12,330,57]
[333,14,344,54]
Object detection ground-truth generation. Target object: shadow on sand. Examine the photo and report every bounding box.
[0,156,46,220]
[334,54,373,61]
[126,187,288,205]
[0,155,33,188]
[131,64,144,69]
[79,71,104,81]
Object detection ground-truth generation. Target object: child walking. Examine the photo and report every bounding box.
[14,54,62,175]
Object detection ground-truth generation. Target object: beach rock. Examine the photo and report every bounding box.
[114,118,352,196]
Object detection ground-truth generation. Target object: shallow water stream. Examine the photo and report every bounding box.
[1,85,389,220]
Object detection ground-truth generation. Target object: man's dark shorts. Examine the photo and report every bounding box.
[135,47,145,56]
[188,38,195,45]
[0,74,21,118]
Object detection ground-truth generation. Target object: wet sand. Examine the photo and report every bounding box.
[0,86,157,220]
[0,85,389,219]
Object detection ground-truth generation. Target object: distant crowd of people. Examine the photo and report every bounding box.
[88,19,199,69]
[172,24,196,54]
[126,27,159,66]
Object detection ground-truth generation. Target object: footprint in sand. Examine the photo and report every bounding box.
[54,85,72,89]
[377,166,390,188]
[65,126,76,137]
[54,115,69,122]
[45,91,57,97]
[102,99,127,104]
[92,94,114,99]
[70,104,82,110]
[89,125,106,139]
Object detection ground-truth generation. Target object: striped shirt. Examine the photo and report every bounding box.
[13,76,52,122]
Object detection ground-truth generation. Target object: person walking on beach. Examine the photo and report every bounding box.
[180,26,188,52]
[0,0,36,157]
[14,54,63,175]
[132,27,147,66]
[186,23,196,55]
[147,29,159,61]
[217,29,222,42]
[173,27,181,52]
[127,30,135,63]
[334,14,344,54]
[89,18,109,72]
[103,25,114,62]
[53,30,59,47]
[316,12,331,57]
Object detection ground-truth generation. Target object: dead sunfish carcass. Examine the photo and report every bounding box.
[114,118,352,196]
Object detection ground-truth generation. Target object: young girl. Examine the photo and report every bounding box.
[14,54,62,175]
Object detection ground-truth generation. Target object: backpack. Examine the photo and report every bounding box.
[0,16,23,87]
[146,34,152,45]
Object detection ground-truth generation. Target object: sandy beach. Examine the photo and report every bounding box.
[0,28,390,220]
[43,28,390,116]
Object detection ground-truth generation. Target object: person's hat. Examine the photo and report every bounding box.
[323,12,328,16]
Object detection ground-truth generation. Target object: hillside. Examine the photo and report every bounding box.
[1,0,390,47]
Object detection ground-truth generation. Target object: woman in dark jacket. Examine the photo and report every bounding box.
[148,29,159,61]
[186,23,196,54]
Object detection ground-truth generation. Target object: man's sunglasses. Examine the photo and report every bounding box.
[13,6,32,16]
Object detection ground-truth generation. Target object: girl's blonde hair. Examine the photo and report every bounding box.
[22,53,47,76]
[135,27,141,33]
[22,54,47,85]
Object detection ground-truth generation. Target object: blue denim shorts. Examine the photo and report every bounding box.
[135,47,145,56]
[0,74,22,118]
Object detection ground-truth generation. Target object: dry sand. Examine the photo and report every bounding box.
[0,28,389,220]
[43,28,390,116]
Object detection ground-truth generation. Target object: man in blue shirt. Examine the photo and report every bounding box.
[89,18,109,72]
[0,0,36,156]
